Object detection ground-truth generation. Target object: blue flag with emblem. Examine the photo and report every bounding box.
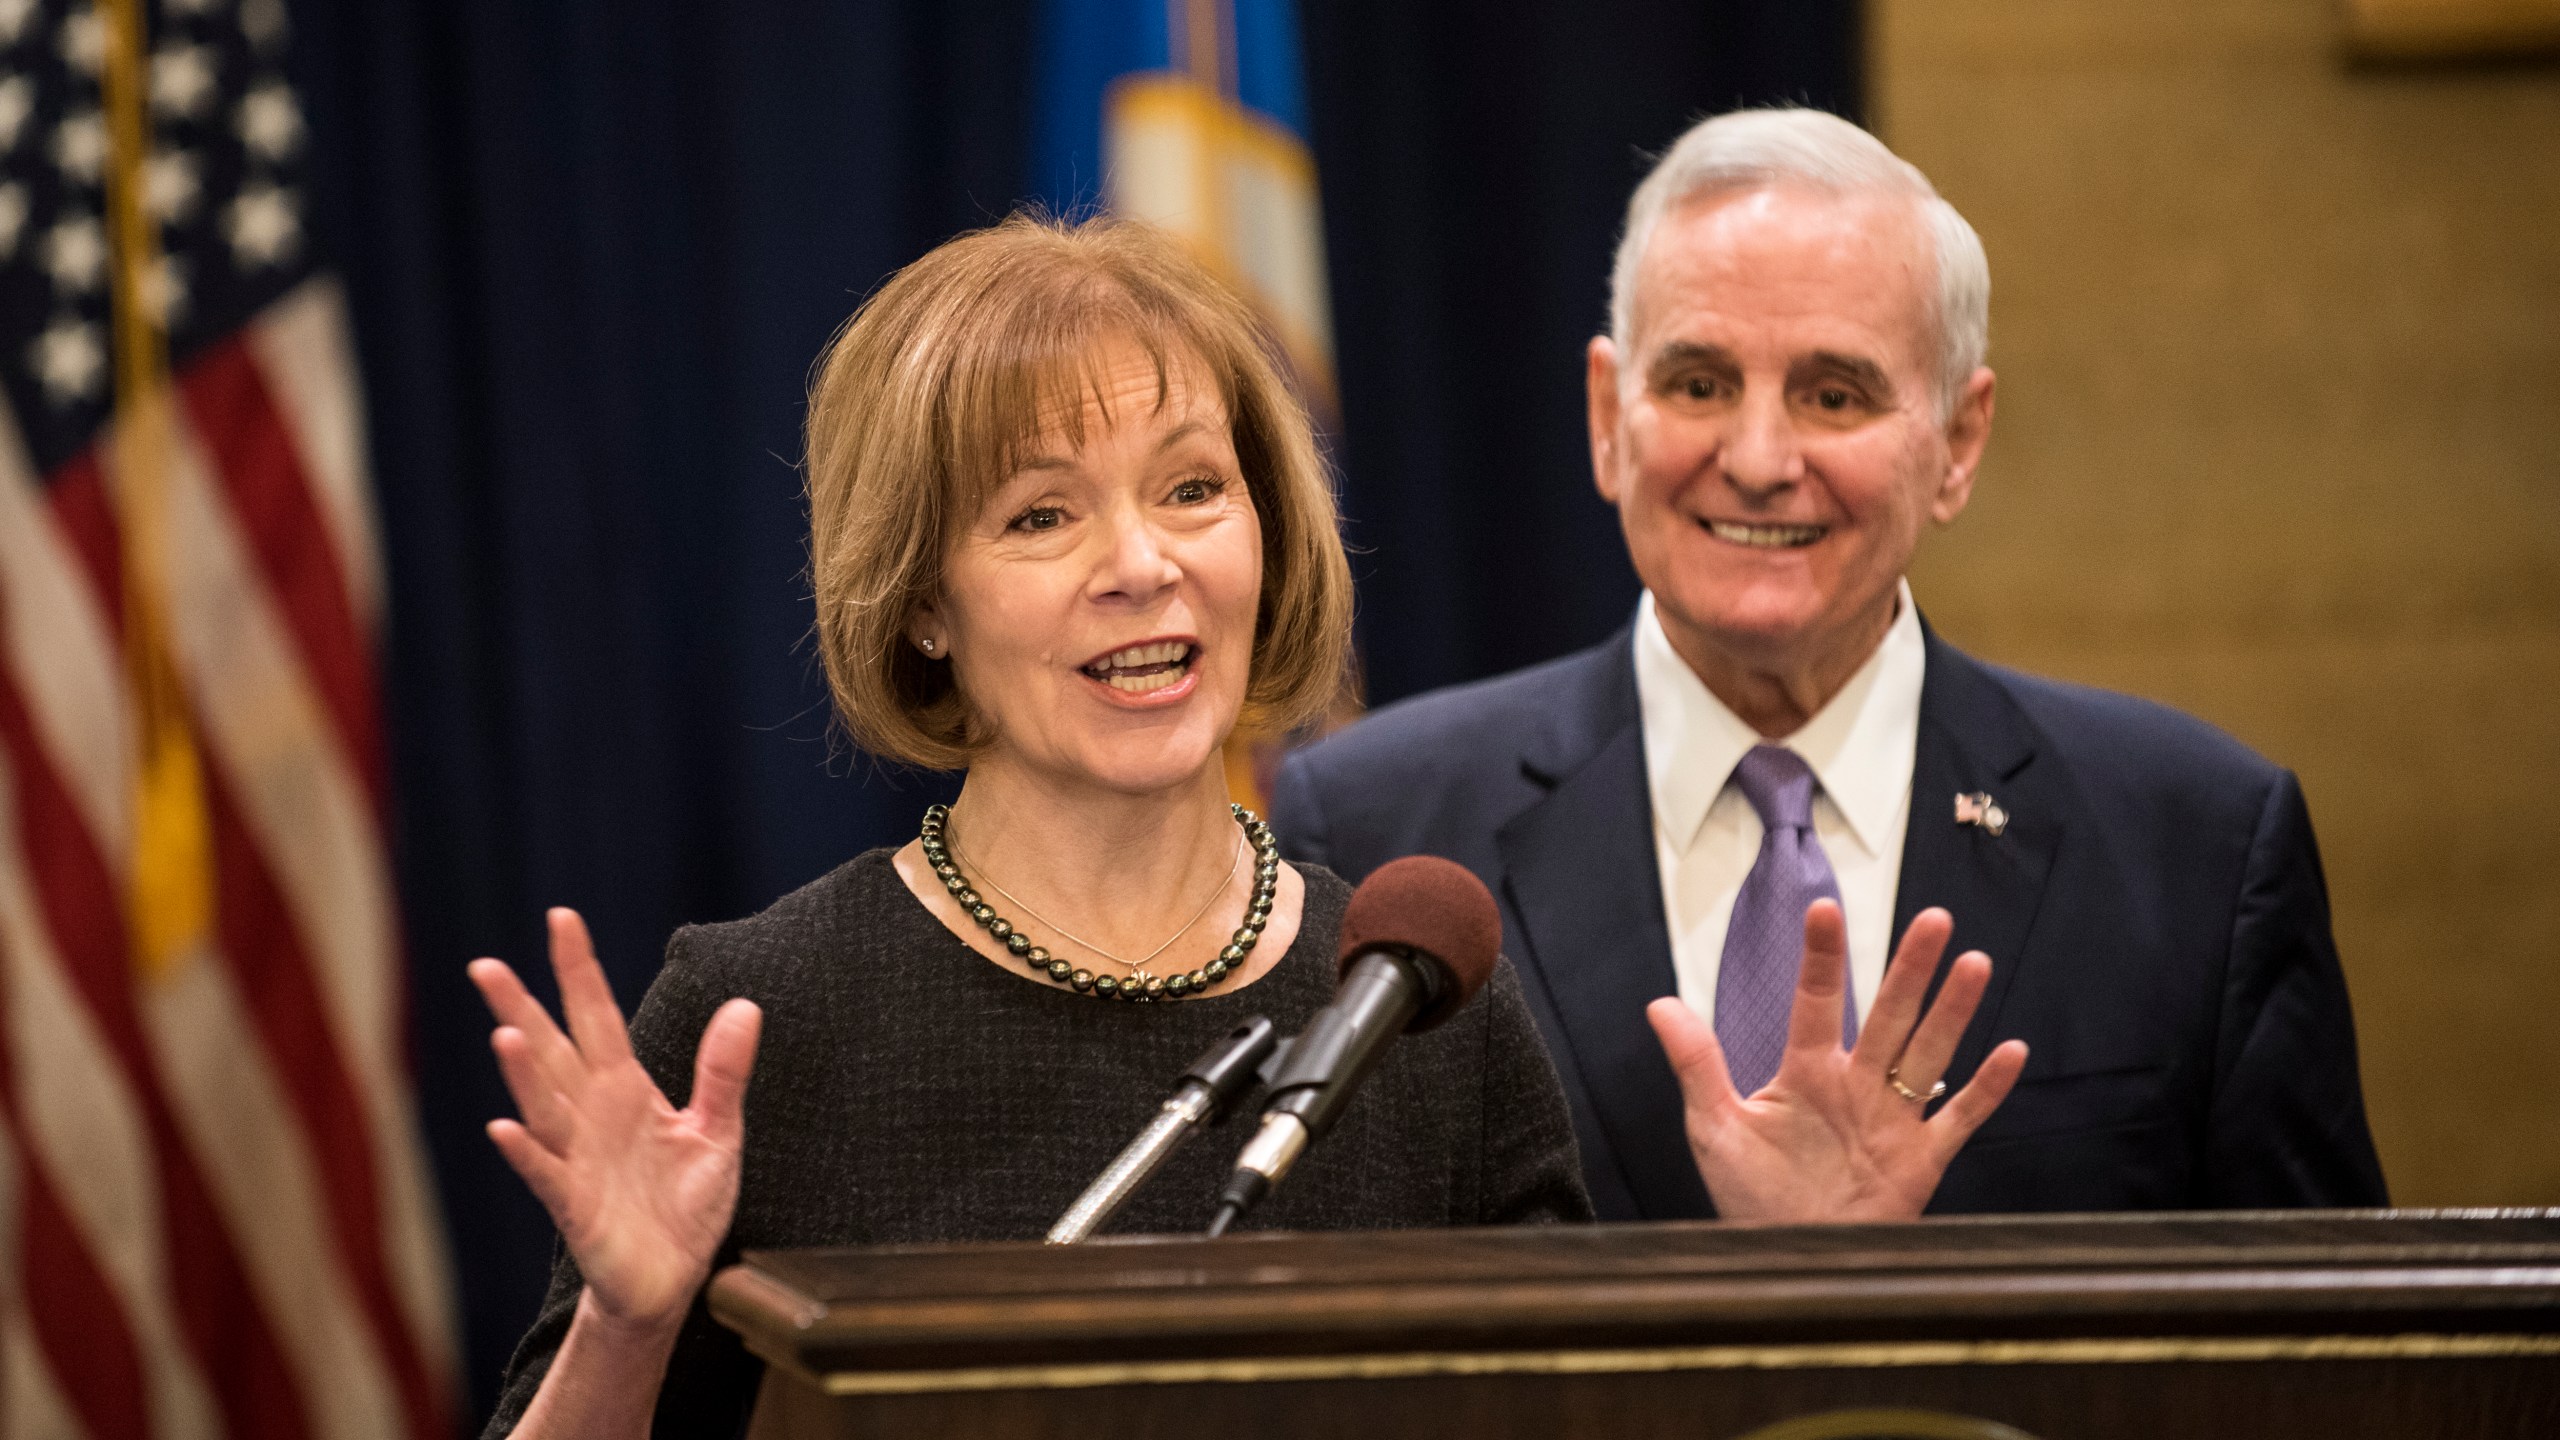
[1032,0,1335,414]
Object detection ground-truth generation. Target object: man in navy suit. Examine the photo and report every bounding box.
[1271,109,2387,1220]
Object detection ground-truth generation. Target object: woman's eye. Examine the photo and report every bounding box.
[1008,506,1065,533]
[1682,376,1718,401]
[1170,477,1224,505]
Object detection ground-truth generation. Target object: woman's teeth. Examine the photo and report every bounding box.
[1085,642,1195,693]
[1708,520,1826,548]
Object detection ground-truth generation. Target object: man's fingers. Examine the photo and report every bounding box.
[1782,899,1852,1057]
[1930,1039,2029,1162]
[547,908,637,1066]
[1894,951,1991,1094]
[1853,908,1952,1074]
[1647,996,1740,1118]
[687,1000,764,1148]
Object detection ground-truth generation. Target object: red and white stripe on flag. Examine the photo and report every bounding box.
[0,276,459,1439]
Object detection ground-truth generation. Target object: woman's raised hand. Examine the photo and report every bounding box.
[1647,901,2026,1223]
[469,909,764,1333]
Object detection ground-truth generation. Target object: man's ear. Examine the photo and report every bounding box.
[1588,335,1625,505]
[1931,366,1996,525]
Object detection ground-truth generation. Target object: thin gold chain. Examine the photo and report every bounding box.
[945,817,1243,976]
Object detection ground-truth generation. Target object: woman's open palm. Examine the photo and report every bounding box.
[469,909,763,1330]
[1648,901,2027,1223]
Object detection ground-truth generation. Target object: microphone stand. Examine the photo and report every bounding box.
[1204,948,1444,1237]
[1046,1017,1278,1244]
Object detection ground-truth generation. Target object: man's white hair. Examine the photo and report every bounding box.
[1608,108,1990,417]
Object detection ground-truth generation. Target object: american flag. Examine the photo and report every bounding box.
[0,1,456,1437]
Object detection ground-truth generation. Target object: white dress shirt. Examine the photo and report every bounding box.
[1632,582,1926,1028]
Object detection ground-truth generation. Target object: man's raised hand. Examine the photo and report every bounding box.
[1647,900,2026,1223]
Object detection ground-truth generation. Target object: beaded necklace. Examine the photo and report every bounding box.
[945,823,1241,974]
[919,803,1279,1001]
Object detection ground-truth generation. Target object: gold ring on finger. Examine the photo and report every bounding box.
[1885,1065,1946,1104]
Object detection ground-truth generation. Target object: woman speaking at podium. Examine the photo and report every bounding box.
[467,217,2023,1438]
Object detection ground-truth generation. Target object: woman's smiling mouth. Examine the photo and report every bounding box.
[1081,640,1198,695]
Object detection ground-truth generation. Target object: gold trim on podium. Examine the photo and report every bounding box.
[805,1330,2560,1396]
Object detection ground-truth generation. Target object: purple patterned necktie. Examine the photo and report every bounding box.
[1714,745,1859,1096]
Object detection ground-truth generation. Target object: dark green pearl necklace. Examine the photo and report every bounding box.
[919,803,1280,1001]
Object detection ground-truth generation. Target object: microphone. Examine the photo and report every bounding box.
[1046,1016,1278,1244]
[1204,856,1501,1237]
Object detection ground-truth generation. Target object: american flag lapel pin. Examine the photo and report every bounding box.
[1954,791,2009,836]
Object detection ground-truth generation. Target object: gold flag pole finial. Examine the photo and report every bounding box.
[101,0,214,976]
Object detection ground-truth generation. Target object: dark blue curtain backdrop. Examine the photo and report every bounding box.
[288,0,1855,1424]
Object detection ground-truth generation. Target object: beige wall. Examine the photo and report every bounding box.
[1874,0,2560,1204]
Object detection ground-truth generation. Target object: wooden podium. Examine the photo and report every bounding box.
[710,1211,2560,1440]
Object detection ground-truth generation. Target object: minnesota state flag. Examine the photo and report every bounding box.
[1034,0,1336,414]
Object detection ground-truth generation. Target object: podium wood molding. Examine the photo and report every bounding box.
[781,1331,2560,1398]
[711,1211,2560,1439]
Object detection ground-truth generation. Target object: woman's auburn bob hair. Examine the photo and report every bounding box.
[805,213,1355,772]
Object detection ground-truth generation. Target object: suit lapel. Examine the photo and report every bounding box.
[1495,636,1713,1219]
[1893,627,2065,1088]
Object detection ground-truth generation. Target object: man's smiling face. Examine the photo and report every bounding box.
[1588,184,1991,681]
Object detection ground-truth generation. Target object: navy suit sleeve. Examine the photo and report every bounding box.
[2204,770,2391,1207]
[1269,749,1335,870]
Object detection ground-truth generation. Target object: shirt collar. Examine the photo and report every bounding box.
[1632,580,1927,857]
[1633,590,1762,858]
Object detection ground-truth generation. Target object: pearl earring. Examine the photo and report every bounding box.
[919,637,937,655]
